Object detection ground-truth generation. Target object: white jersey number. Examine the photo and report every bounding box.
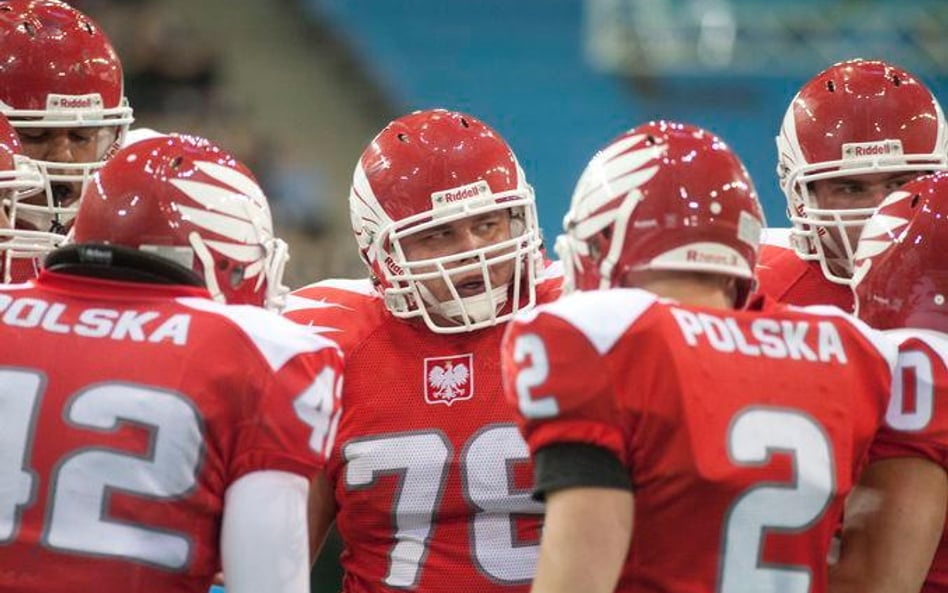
[0,369,42,544]
[344,425,542,588]
[0,368,203,569]
[294,365,343,455]
[887,349,935,431]
[719,408,834,593]
[513,333,559,419]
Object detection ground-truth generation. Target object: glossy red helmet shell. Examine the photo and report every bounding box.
[0,0,127,114]
[854,172,948,332]
[556,121,765,306]
[781,59,944,171]
[73,135,288,309]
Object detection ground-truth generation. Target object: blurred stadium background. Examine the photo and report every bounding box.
[74,0,948,288]
[72,0,948,590]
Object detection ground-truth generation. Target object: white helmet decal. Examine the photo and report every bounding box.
[168,160,287,309]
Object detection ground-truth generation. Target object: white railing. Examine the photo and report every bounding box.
[584,0,948,76]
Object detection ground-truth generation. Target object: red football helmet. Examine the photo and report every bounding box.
[72,135,289,310]
[350,109,543,333]
[556,121,765,307]
[853,172,948,332]
[0,0,133,234]
[0,113,50,282]
[776,59,948,284]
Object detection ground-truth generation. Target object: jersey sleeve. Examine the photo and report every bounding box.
[502,311,628,466]
[869,335,948,469]
[228,332,345,483]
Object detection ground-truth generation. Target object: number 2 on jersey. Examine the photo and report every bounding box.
[513,333,559,419]
[720,408,834,593]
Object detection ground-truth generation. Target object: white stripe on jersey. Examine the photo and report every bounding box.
[515,288,658,355]
[760,227,793,248]
[282,294,355,315]
[0,282,35,290]
[540,259,564,280]
[292,278,377,298]
[121,127,166,147]
[179,297,341,372]
[884,328,948,370]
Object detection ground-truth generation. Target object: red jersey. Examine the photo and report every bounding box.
[502,289,899,593]
[0,271,343,593]
[284,269,562,593]
[1,254,42,283]
[868,330,948,593]
[755,243,854,311]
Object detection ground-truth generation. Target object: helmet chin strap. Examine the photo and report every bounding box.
[418,282,509,325]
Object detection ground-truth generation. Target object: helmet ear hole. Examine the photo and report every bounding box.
[588,236,603,261]
[229,264,245,288]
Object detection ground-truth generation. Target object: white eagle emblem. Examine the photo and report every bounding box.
[424,354,474,406]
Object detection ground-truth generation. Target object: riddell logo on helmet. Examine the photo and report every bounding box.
[384,255,404,276]
[46,94,104,111]
[686,250,738,266]
[431,181,491,209]
[841,140,904,159]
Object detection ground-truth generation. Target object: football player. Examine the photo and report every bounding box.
[0,135,342,593]
[0,0,133,239]
[501,121,917,593]
[284,108,560,592]
[757,58,948,309]
[830,173,948,593]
